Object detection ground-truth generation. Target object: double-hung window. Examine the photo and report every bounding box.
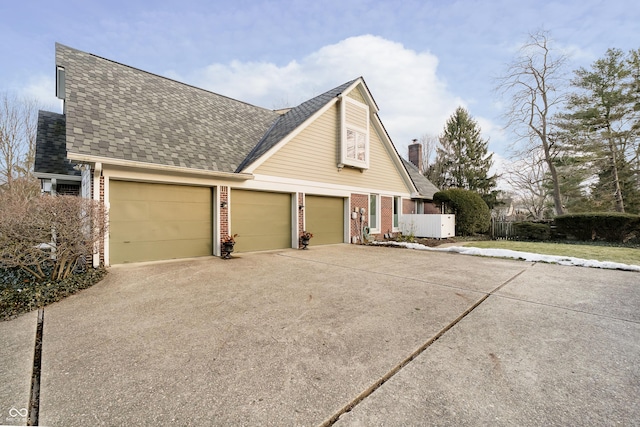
[393,196,401,229]
[340,96,369,169]
[369,194,379,231]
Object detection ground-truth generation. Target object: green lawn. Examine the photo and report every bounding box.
[466,241,640,266]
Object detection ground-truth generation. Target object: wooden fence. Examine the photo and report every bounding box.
[491,218,514,240]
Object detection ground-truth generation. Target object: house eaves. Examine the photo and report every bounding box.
[66,153,254,181]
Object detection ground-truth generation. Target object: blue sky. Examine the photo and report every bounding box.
[1,0,638,166]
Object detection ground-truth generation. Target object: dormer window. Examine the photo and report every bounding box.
[56,66,65,99]
[340,96,369,169]
[346,128,366,162]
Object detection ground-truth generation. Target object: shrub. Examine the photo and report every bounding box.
[434,189,490,236]
[554,212,640,242]
[1,265,106,320]
[513,221,551,241]
[0,193,108,280]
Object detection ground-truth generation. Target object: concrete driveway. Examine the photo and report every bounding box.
[2,244,639,426]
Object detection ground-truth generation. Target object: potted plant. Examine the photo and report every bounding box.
[221,234,237,259]
[299,231,313,249]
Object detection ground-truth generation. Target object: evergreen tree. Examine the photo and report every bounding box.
[433,107,497,202]
[563,48,639,213]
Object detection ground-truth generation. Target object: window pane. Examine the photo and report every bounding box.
[346,127,367,163]
[393,197,399,228]
[346,129,356,159]
[370,194,377,229]
[357,132,366,161]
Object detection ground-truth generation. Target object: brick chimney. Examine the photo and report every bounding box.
[408,139,423,174]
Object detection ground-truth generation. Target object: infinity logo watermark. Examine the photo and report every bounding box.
[8,407,28,418]
[4,406,28,424]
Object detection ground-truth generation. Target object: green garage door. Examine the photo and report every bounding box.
[230,190,292,252]
[305,195,344,245]
[110,181,212,264]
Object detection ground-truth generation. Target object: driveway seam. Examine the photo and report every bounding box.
[318,264,533,426]
[27,307,44,426]
[490,293,640,325]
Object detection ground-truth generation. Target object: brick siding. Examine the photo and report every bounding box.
[99,176,105,266]
[220,186,229,239]
[403,198,416,214]
[349,193,368,243]
[298,193,305,248]
[380,196,393,238]
[424,201,440,214]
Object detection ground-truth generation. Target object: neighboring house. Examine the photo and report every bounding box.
[34,44,439,265]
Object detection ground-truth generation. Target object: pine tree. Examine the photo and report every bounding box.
[434,107,497,203]
[563,48,639,213]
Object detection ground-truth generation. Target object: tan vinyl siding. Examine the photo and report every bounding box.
[345,102,367,127]
[347,88,366,103]
[255,104,409,193]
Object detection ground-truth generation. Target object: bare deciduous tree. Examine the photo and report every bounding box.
[419,133,439,170]
[505,150,549,219]
[496,31,567,215]
[0,92,39,186]
[0,194,107,280]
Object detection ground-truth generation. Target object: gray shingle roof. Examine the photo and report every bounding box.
[40,45,372,177]
[57,43,280,172]
[236,79,359,171]
[402,158,439,199]
[34,111,80,176]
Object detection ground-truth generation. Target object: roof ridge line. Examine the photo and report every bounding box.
[55,42,274,113]
[235,115,283,172]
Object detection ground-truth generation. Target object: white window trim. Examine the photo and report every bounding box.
[369,193,380,233]
[392,196,401,231]
[340,96,370,170]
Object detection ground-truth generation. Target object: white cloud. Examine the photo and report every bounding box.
[490,152,517,193]
[20,75,62,113]
[170,35,477,158]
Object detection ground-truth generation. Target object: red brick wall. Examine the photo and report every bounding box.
[220,186,229,239]
[298,193,305,248]
[99,176,105,266]
[403,199,416,214]
[424,201,440,214]
[350,193,368,243]
[380,196,393,237]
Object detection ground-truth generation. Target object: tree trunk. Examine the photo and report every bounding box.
[607,135,625,213]
[544,147,564,215]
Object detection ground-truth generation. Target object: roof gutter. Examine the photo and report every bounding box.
[411,192,433,199]
[33,172,82,181]
[67,153,254,181]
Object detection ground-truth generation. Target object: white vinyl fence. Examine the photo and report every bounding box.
[399,214,455,239]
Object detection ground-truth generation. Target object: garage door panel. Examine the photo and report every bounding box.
[110,181,212,264]
[231,190,291,253]
[146,201,211,221]
[110,238,211,265]
[306,195,344,245]
[111,183,207,203]
[111,219,212,242]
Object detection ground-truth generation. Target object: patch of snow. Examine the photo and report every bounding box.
[374,241,640,272]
